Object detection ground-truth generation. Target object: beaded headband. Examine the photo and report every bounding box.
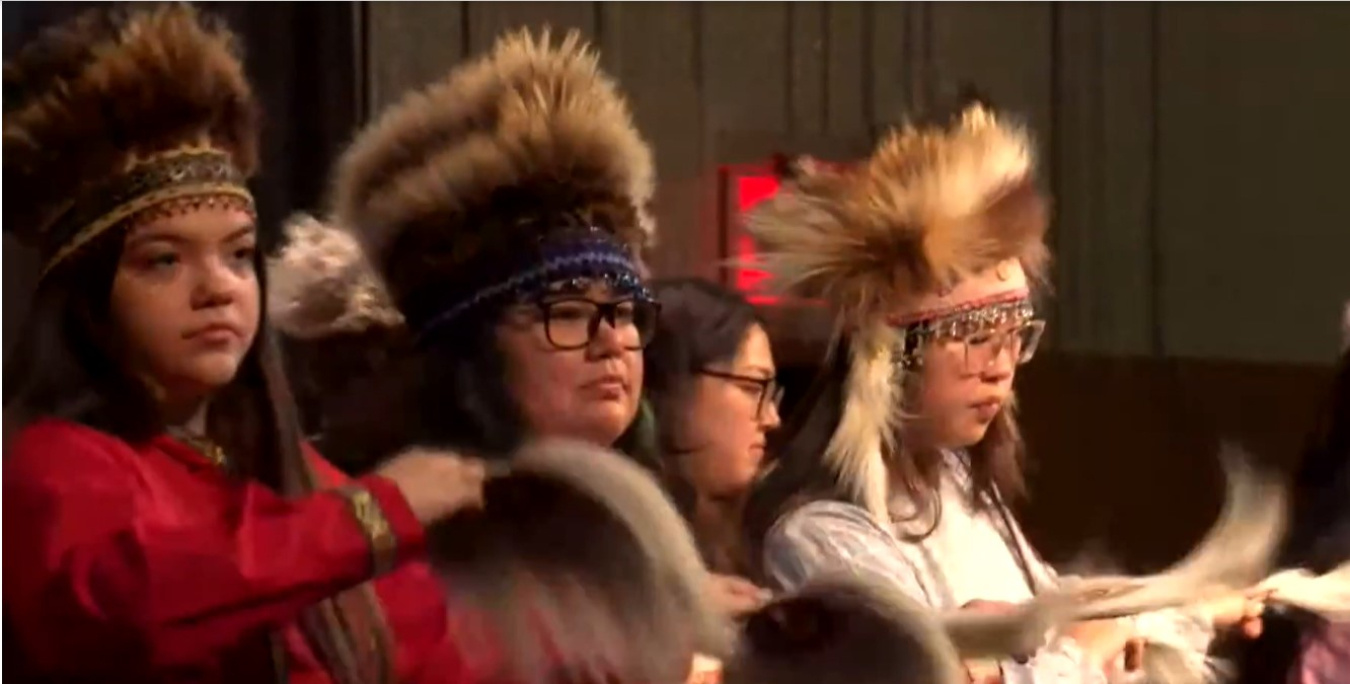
[891,291,1036,370]
[38,145,255,278]
[416,226,651,343]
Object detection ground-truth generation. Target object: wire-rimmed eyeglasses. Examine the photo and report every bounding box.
[912,319,1046,373]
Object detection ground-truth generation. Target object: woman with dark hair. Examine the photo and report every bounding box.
[269,29,730,684]
[737,99,1263,683]
[643,278,782,615]
[270,26,659,497]
[2,6,487,684]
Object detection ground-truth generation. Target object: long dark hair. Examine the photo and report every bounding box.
[3,223,394,684]
[642,278,764,568]
[741,335,1028,582]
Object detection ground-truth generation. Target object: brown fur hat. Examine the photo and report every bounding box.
[323,27,655,335]
[3,3,260,273]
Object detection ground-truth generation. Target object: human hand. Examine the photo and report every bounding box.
[962,599,1022,616]
[1064,618,1142,673]
[1200,590,1268,639]
[963,659,1004,684]
[707,573,771,618]
[375,448,487,524]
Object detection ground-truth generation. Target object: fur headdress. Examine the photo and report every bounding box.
[425,439,731,684]
[3,3,259,277]
[745,97,1050,520]
[270,28,656,343]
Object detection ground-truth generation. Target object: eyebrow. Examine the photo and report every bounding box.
[736,365,776,378]
[125,223,257,249]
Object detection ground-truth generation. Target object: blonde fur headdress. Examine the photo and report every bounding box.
[745,99,1050,519]
[270,28,656,342]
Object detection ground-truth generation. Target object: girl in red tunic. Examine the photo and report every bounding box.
[3,6,485,684]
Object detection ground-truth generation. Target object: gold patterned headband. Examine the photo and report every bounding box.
[39,145,255,278]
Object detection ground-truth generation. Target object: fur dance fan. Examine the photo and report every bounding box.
[424,439,730,684]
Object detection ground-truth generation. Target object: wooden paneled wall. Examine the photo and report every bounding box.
[364,1,1350,366]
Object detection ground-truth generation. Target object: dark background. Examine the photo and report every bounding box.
[5,1,1348,571]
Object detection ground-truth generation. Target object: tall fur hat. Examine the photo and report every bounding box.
[745,95,1051,520]
[4,3,260,277]
[271,28,656,344]
[425,439,731,684]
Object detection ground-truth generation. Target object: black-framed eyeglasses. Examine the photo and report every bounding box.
[698,369,785,421]
[530,297,661,351]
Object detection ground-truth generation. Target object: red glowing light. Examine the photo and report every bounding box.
[731,173,782,305]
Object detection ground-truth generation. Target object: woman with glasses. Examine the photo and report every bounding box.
[739,94,1258,683]
[268,30,729,684]
[643,278,783,617]
[270,36,661,474]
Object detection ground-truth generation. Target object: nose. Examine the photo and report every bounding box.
[190,256,239,310]
[979,336,1017,381]
[585,312,626,359]
[760,398,782,431]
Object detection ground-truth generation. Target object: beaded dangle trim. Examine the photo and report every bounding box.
[892,293,1036,370]
[40,145,255,277]
[417,226,650,342]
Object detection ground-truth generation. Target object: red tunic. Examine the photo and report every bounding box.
[2,418,473,684]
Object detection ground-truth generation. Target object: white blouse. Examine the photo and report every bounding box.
[761,451,1224,684]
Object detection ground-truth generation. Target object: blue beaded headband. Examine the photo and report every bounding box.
[417,227,650,342]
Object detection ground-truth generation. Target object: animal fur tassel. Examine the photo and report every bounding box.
[937,595,1075,660]
[1256,562,1350,620]
[1051,443,1288,622]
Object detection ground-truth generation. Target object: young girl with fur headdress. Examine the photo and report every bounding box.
[2,6,489,683]
[739,94,1267,683]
